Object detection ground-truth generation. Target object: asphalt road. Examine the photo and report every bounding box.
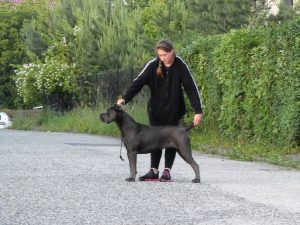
[0,129,300,225]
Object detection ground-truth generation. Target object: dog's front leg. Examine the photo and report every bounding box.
[125,151,137,182]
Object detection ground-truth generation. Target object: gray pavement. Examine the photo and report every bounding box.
[0,129,300,225]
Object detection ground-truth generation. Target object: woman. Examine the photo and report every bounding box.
[117,39,203,182]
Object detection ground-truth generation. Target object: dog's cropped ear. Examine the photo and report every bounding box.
[113,104,123,112]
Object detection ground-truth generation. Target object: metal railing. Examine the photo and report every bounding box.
[79,67,148,106]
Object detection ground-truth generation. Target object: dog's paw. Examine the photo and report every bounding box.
[125,177,135,182]
[192,178,201,183]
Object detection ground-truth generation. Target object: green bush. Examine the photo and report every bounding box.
[181,35,223,133]
[183,19,300,148]
[214,28,267,139]
[14,56,79,107]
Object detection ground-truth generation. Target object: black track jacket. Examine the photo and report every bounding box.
[123,56,202,125]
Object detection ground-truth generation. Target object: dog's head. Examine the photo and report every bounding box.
[100,104,123,124]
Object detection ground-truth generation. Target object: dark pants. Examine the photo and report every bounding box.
[149,119,179,169]
[151,148,177,169]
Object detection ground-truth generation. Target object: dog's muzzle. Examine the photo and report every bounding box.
[100,113,111,124]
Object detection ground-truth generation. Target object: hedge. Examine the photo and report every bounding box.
[182,19,300,147]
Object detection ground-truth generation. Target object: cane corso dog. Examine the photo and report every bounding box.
[100,104,200,183]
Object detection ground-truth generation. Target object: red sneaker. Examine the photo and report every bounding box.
[139,169,159,181]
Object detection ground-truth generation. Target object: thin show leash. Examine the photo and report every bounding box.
[118,101,125,161]
[119,137,124,161]
[120,104,125,161]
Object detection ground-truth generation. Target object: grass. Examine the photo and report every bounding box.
[11,104,300,170]
[191,130,300,169]
[11,104,149,136]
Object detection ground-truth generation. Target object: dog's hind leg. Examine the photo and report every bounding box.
[177,146,201,183]
[125,151,137,182]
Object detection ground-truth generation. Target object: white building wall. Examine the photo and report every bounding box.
[269,0,280,15]
[268,0,300,15]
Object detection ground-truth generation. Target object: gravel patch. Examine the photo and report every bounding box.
[0,129,300,225]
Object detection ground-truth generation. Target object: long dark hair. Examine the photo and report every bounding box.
[155,39,174,78]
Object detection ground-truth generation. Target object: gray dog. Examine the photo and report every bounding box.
[100,104,201,183]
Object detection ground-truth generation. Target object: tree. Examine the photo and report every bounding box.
[0,3,38,108]
[14,0,141,107]
[126,0,189,52]
[184,0,255,35]
[59,0,139,72]
[13,0,81,109]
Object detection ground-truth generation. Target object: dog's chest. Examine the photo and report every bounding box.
[122,133,140,148]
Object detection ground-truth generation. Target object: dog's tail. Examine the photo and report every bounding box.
[184,123,194,132]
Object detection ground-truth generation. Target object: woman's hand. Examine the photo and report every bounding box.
[117,98,125,106]
[193,113,203,126]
